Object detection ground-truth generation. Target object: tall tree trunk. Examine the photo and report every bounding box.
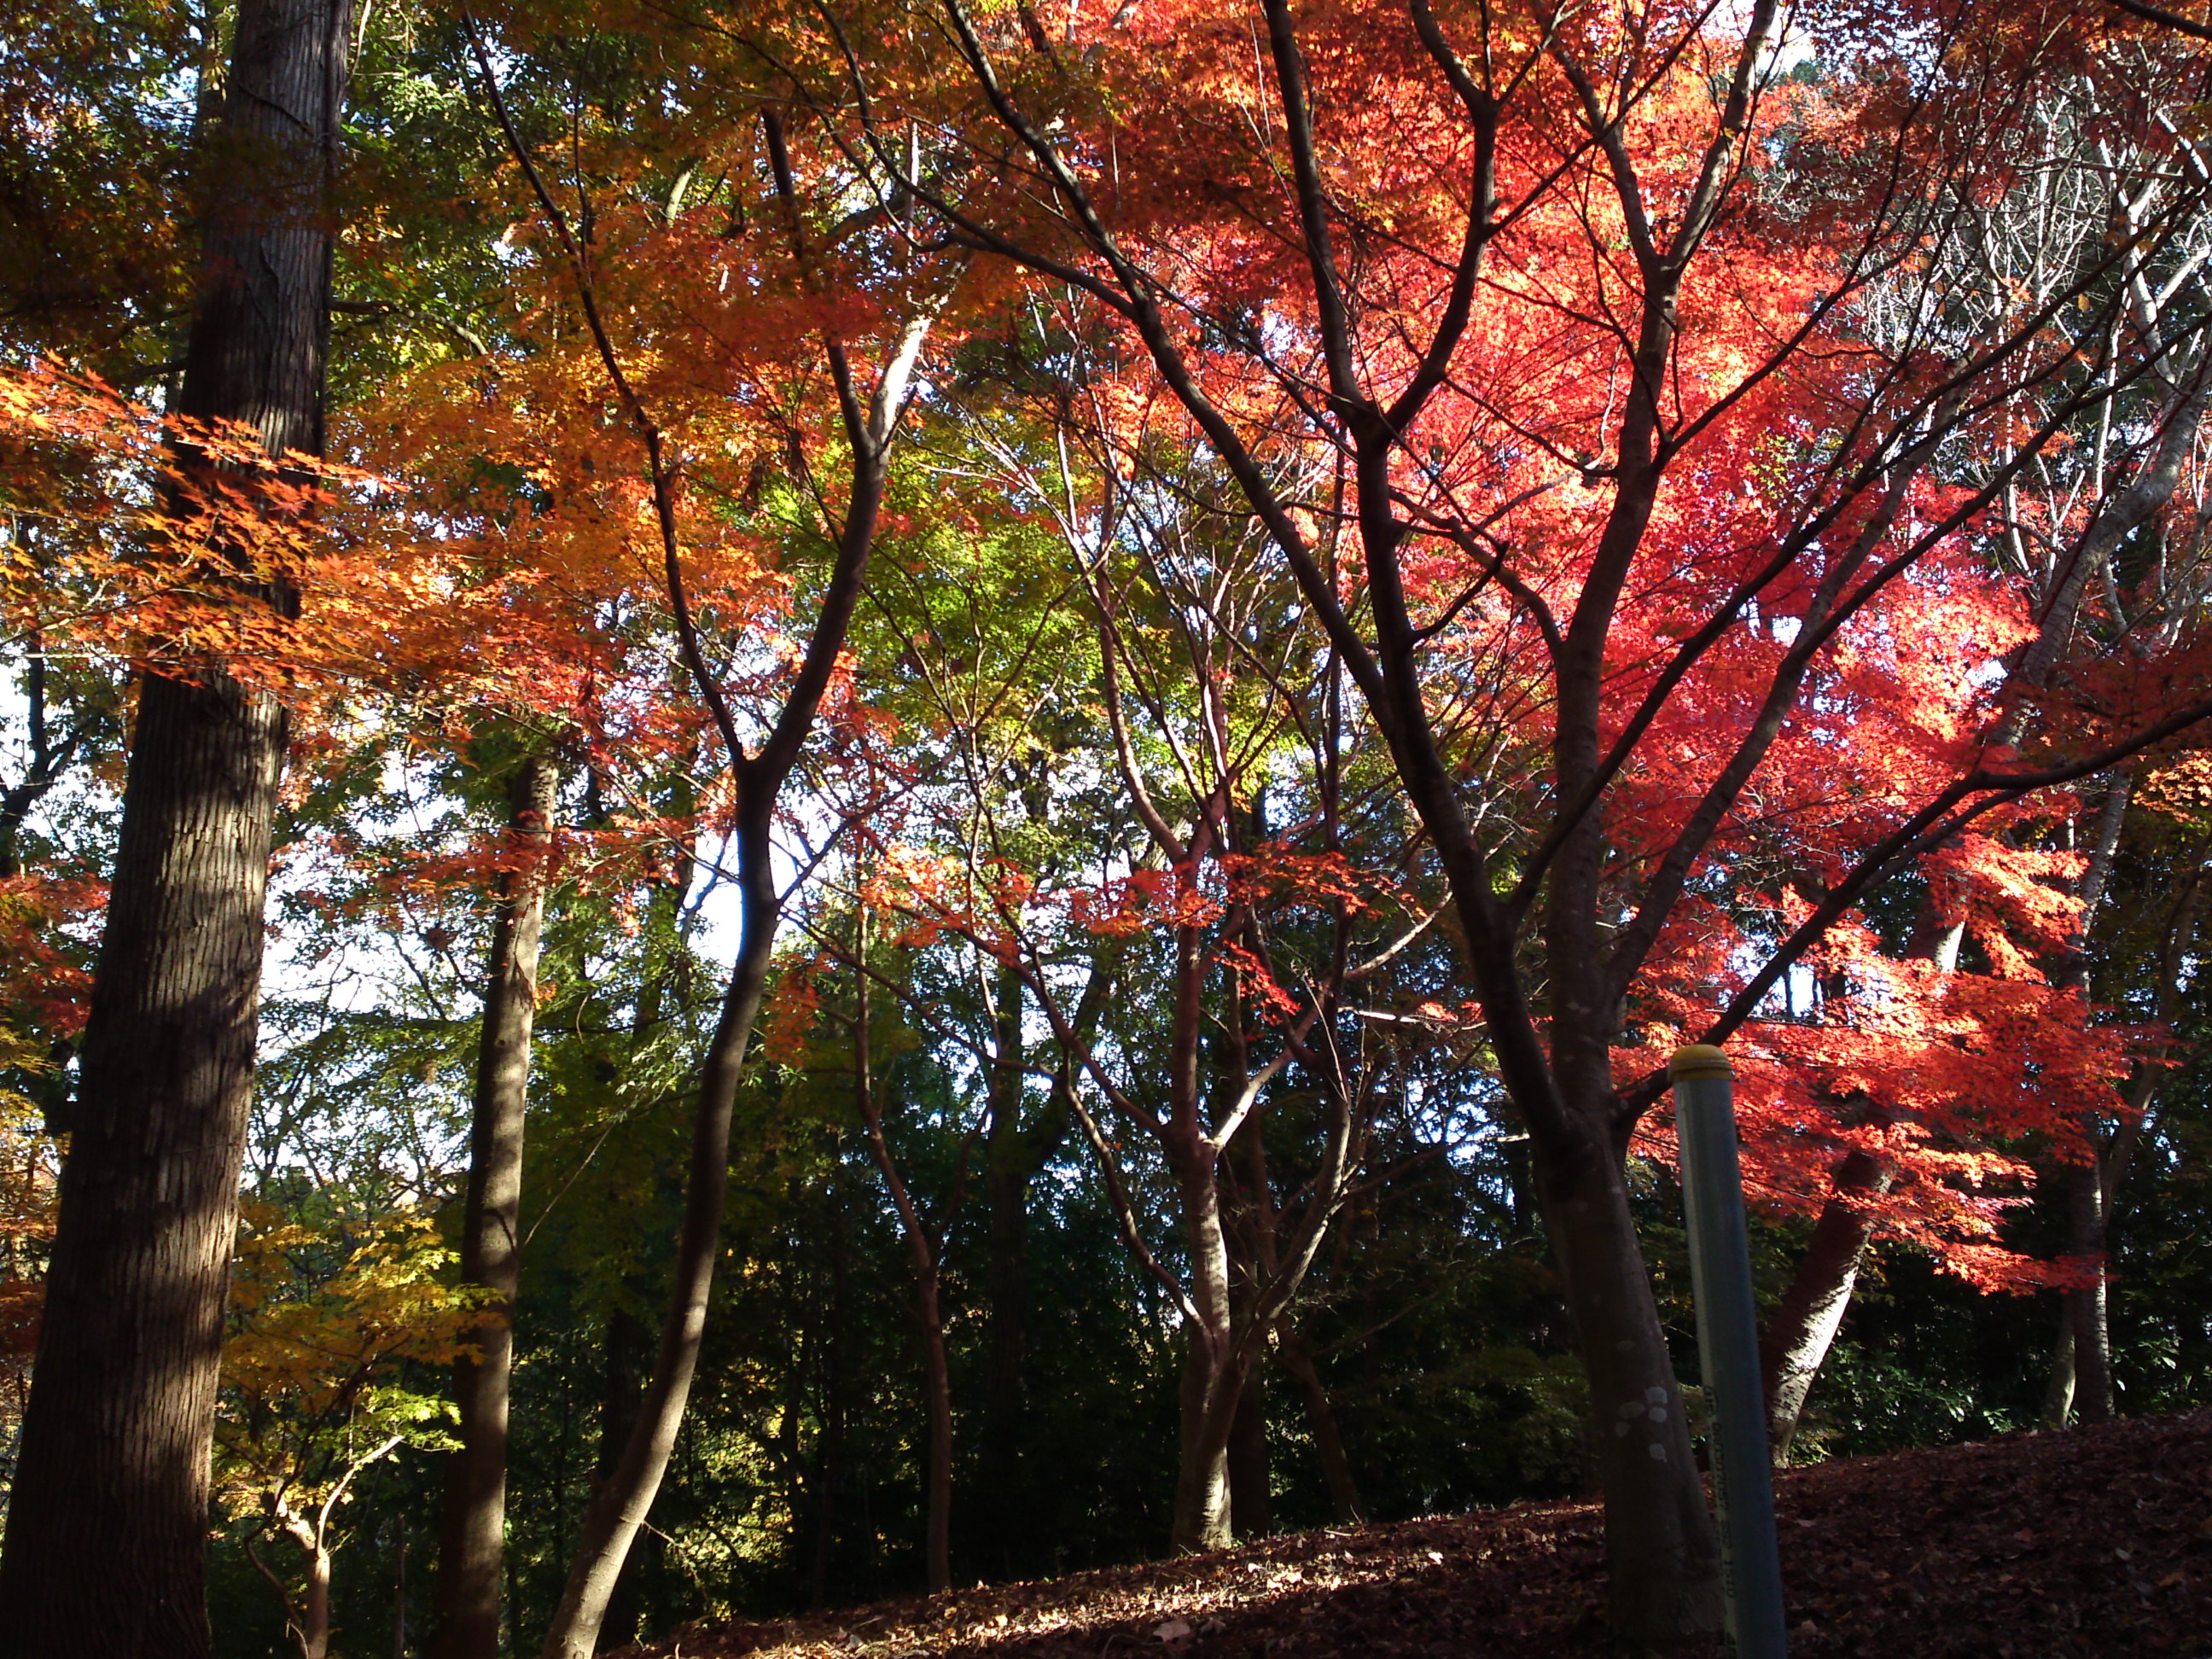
[591,1307,649,1650]
[2064,1160,2116,1423]
[852,925,954,1594]
[2041,1321,2077,1429]
[978,945,1112,1573]
[1221,1107,1271,1540]
[294,1533,333,1659]
[1276,1323,1363,1524]
[0,4,351,1654]
[434,753,559,1659]
[513,117,935,1633]
[538,813,779,1659]
[1169,1134,1237,1554]
[2044,832,2203,1426]
[978,963,1031,1572]
[809,1202,848,1610]
[1226,1360,1271,1540]
[917,1283,954,1593]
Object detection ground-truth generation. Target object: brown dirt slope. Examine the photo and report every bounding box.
[629,1409,2212,1659]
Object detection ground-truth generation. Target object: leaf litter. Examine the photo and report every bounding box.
[622,1409,2212,1659]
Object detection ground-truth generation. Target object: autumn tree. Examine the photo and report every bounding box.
[0,3,355,1653]
[1746,45,2212,1453]
[422,14,970,1648]
[807,0,2212,1636]
[829,370,1423,1551]
[218,1210,488,1659]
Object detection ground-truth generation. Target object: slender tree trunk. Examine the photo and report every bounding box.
[2050,1067,2165,1428]
[1220,1109,1271,1540]
[1226,1359,1271,1540]
[1169,1137,1237,1553]
[979,948,1107,1576]
[979,963,1031,1572]
[592,1307,649,1650]
[0,646,81,883]
[1283,1336,1362,1530]
[1761,773,2125,1452]
[2064,1161,2116,1423]
[434,754,559,1659]
[517,148,933,1637]
[2042,1321,2077,1429]
[538,810,778,1659]
[0,5,351,1654]
[917,1280,954,1593]
[853,927,954,1594]
[265,1519,335,1659]
[1276,1324,1363,1524]
[1759,1149,1889,1461]
[809,1203,848,1609]
[2042,828,2203,1426]
[1755,937,1954,1459]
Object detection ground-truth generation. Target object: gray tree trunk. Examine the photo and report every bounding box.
[1169,1131,1237,1553]
[2064,1158,2116,1423]
[1760,1149,1889,1461]
[1534,1120,1723,1643]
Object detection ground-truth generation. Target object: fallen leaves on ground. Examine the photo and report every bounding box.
[625,1408,2212,1658]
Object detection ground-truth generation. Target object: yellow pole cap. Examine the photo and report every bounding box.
[1668,1043,1732,1081]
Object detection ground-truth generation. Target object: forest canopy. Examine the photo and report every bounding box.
[5,0,2212,1656]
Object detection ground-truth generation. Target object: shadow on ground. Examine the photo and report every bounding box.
[625,1410,2212,1659]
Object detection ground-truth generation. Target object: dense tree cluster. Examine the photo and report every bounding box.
[6,1,2212,1656]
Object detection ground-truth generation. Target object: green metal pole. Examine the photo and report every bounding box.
[1671,1044,1788,1658]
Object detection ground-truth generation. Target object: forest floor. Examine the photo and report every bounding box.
[626,1409,2212,1659]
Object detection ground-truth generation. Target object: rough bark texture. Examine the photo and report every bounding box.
[0,4,349,1654]
[433,754,559,1659]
